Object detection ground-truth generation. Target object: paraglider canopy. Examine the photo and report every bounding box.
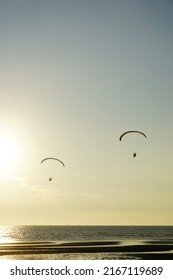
[119,130,147,141]
[41,157,65,167]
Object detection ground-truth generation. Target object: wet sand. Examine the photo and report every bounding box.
[0,240,173,260]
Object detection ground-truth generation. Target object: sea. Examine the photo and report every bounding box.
[0,225,173,260]
[0,225,173,243]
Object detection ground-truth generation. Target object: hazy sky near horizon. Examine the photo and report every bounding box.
[0,0,173,225]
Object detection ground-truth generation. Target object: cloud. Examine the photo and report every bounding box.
[21,184,62,203]
[5,175,28,182]
[18,181,108,206]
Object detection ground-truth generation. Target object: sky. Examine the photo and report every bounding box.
[0,0,173,225]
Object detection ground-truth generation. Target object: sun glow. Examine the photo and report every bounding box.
[0,126,24,176]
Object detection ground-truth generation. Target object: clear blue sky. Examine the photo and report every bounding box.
[0,0,173,225]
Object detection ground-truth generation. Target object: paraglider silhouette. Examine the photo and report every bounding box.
[119,130,147,157]
[41,157,65,181]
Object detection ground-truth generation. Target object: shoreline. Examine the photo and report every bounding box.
[0,240,173,260]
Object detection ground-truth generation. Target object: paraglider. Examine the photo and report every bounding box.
[119,130,146,157]
[41,157,65,181]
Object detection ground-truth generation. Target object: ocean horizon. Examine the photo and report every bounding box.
[0,225,173,242]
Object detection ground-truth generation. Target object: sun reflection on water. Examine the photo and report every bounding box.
[0,225,18,243]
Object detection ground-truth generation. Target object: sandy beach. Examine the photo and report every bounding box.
[0,240,173,260]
